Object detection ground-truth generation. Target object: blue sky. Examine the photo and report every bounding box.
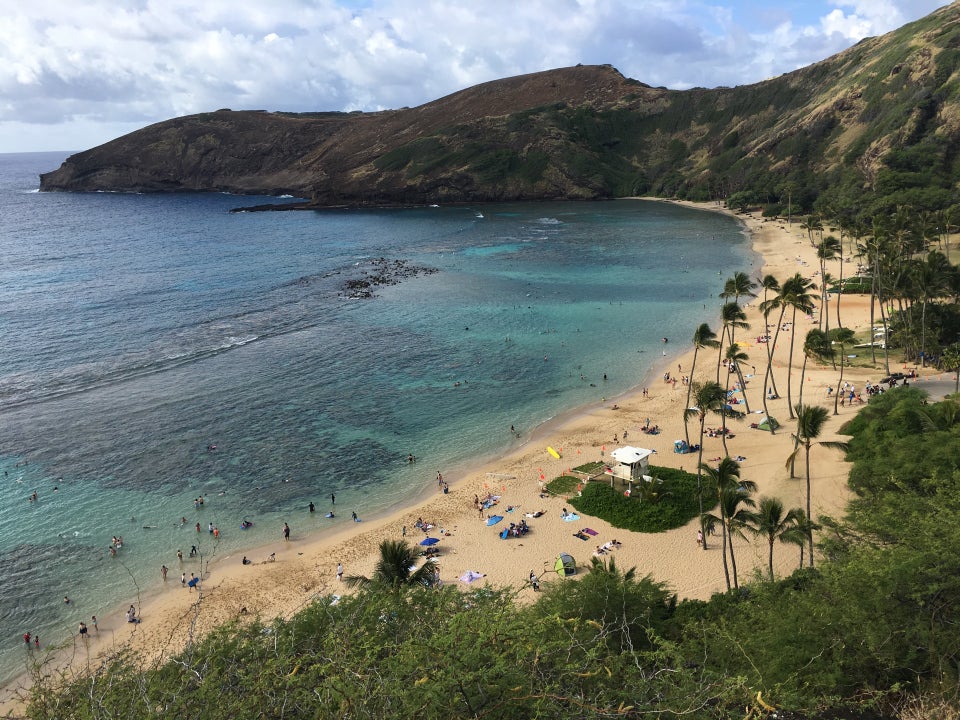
[0,0,951,153]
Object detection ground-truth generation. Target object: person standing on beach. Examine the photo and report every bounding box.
[283,522,291,541]
[78,622,88,640]
[336,562,343,582]
[91,616,98,633]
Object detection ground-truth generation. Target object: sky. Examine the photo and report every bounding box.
[0,0,952,153]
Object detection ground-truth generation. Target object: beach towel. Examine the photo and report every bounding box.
[573,531,588,541]
[486,515,504,525]
[582,528,598,536]
[562,513,580,522]
[459,570,484,584]
[500,528,509,539]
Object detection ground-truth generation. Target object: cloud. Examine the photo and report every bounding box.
[0,0,952,152]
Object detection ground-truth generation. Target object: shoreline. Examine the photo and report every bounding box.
[0,198,917,714]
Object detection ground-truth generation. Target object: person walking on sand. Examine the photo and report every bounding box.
[91,615,98,633]
[283,522,291,541]
[161,564,168,581]
[336,562,343,582]
[78,622,88,640]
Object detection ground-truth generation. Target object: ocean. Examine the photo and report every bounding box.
[0,151,752,682]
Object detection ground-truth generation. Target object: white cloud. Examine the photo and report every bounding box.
[0,0,952,152]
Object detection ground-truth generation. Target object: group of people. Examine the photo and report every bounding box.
[77,615,100,638]
[473,493,499,515]
[501,519,530,538]
[593,539,622,556]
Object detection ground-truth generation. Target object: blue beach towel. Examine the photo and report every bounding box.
[562,513,580,522]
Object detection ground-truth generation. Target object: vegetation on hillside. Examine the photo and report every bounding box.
[41,5,960,218]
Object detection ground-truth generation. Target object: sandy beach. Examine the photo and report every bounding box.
[3,199,954,713]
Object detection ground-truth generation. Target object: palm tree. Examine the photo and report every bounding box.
[817,236,840,332]
[798,329,832,408]
[683,381,728,551]
[745,496,803,580]
[700,457,756,590]
[777,274,817,419]
[786,404,849,566]
[716,302,749,384]
[940,343,960,394]
[786,329,834,478]
[345,539,438,590]
[724,343,752,414]
[758,274,781,427]
[829,327,856,415]
[684,323,720,445]
[781,510,815,569]
[910,251,952,367]
[724,271,758,315]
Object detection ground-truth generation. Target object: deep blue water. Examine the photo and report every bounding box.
[0,151,752,682]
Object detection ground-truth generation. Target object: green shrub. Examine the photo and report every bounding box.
[570,466,714,533]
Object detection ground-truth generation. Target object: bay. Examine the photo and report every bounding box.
[0,151,752,682]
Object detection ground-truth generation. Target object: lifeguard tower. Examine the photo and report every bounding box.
[606,446,654,483]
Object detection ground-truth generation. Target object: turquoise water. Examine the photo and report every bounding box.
[0,152,752,682]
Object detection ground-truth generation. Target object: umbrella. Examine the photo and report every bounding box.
[419,537,440,546]
[486,515,504,525]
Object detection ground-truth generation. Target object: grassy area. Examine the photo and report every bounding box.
[544,475,582,495]
[572,461,605,475]
[550,465,715,533]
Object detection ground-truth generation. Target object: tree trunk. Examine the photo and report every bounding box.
[697,417,708,551]
[720,514,731,591]
[768,537,775,580]
[836,240,844,333]
[735,366,751,414]
[684,346,700,445]
[786,306,799,419]
[729,526,740,589]
[805,444,814,568]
